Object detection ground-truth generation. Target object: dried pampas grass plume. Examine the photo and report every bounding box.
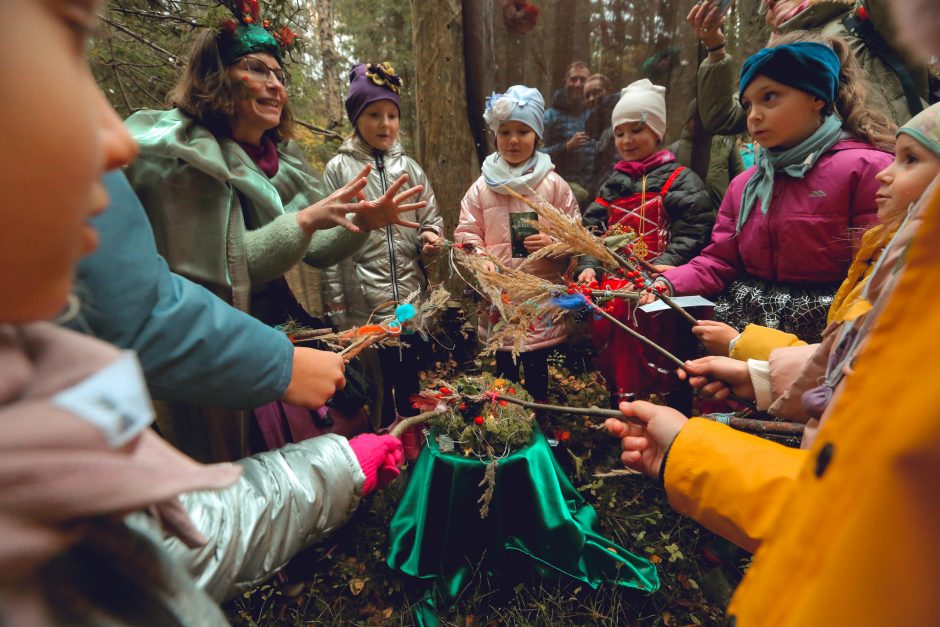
[499,186,618,268]
[451,246,568,358]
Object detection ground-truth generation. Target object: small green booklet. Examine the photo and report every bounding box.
[509,211,538,258]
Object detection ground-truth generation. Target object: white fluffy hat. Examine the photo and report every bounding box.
[611,79,667,140]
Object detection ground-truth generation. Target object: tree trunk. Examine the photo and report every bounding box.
[463,0,495,163]
[313,0,343,129]
[411,0,478,274]
[731,0,771,57]
[572,1,593,72]
[550,0,576,86]
[599,1,624,85]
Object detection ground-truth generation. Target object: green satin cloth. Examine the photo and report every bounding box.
[387,429,659,625]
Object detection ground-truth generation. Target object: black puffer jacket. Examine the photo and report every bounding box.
[577,161,714,273]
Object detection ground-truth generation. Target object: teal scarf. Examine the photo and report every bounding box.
[737,114,843,233]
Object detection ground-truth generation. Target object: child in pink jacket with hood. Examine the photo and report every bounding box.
[455,85,581,402]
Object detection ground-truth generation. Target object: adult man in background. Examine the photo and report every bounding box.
[542,61,595,204]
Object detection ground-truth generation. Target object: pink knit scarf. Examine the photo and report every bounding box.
[613,149,676,179]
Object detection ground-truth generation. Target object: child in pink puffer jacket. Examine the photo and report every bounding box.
[455,85,580,402]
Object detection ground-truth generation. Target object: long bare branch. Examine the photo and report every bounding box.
[295,119,345,141]
[98,14,183,66]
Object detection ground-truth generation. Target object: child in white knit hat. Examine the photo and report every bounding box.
[576,78,713,404]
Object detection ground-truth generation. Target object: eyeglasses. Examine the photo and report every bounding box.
[238,56,291,88]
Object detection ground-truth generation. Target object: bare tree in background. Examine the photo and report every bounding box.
[312,0,344,129]
[410,0,478,251]
[550,0,591,86]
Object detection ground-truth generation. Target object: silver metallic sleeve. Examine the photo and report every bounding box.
[164,434,366,601]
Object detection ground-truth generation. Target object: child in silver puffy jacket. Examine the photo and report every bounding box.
[320,62,443,436]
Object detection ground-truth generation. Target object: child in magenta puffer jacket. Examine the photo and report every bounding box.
[655,35,895,343]
[455,85,581,402]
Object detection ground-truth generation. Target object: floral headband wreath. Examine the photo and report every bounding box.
[217,0,301,66]
[366,62,403,94]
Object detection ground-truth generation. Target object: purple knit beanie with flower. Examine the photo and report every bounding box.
[345,62,403,126]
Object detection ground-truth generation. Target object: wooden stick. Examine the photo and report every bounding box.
[608,249,698,326]
[338,333,385,362]
[722,415,805,436]
[490,394,803,436]
[289,328,334,342]
[490,394,642,423]
[589,289,640,301]
[589,301,686,369]
[390,409,445,438]
[395,393,802,441]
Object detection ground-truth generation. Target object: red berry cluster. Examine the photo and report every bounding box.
[565,281,596,301]
[241,0,260,23]
[272,25,298,46]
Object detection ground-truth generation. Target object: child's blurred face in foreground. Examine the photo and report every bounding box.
[875,133,940,224]
[496,121,537,166]
[0,0,137,323]
[614,122,660,163]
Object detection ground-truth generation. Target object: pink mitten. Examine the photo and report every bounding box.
[348,434,404,496]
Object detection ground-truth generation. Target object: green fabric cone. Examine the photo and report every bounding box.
[387,429,659,624]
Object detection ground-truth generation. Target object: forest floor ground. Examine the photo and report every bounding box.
[224,322,789,626]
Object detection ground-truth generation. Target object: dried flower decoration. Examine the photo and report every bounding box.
[366,62,403,93]
[483,92,515,131]
[482,90,540,132]
[501,0,540,34]
[217,0,302,63]
[241,0,261,23]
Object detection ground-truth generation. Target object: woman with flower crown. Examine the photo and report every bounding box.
[455,85,581,404]
[124,4,427,462]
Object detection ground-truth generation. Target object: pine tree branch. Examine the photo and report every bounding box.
[295,119,344,141]
[117,64,164,107]
[98,14,183,67]
[105,35,133,114]
[109,7,207,28]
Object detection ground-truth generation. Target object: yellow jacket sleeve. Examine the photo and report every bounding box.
[664,418,806,553]
[729,324,807,361]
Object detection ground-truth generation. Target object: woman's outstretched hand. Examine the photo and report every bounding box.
[604,401,687,479]
[296,165,426,235]
[349,166,425,231]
